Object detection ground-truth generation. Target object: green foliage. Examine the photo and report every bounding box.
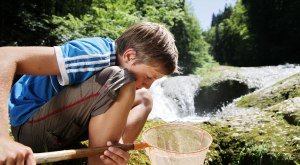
[207,1,257,66]
[0,0,92,46]
[170,3,214,74]
[207,0,300,66]
[49,0,188,43]
[49,0,213,74]
[1,0,213,74]
[50,0,142,44]
[211,6,233,27]
[185,12,213,72]
[239,143,296,165]
[242,0,300,65]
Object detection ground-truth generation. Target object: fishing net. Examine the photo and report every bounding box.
[142,124,212,165]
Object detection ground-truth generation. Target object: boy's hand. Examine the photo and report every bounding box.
[0,136,36,165]
[100,141,130,165]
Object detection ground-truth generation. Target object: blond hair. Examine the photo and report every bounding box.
[116,22,179,75]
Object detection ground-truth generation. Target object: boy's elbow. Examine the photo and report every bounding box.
[0,47,20,70]
[120,81,136,103]
[0,47,18,69]
[0,47,11,61]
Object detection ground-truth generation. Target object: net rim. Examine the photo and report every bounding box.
[142,123,213,154]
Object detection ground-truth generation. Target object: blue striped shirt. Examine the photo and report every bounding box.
[9,37,116,126]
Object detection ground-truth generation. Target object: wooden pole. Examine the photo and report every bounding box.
[34,142,150,164]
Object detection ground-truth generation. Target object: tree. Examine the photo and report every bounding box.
[242,0,300,65]
[50,0,212,74]
[207,1,257,66]
[0,0,92,46]
[1,0,213,73]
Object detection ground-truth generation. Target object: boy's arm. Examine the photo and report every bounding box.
[0,46,59,164]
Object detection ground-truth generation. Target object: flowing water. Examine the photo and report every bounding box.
[149,76,207,122]
[149,64,300,122]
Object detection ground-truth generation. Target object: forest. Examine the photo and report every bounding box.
[1,0,299,74]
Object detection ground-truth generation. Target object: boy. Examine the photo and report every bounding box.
[0,21,178,164]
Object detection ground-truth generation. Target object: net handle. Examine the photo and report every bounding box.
[34,142,150,164]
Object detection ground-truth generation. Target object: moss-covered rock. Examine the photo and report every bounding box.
[201,73,300,164]
[236,73,300,109]
[265,97,300,126]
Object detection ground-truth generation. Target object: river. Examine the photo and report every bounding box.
[148,64,300,122]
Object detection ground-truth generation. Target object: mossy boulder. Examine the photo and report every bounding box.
[236,73,300,109]
[202,73,300,164]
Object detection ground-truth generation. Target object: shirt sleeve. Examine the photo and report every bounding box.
[54,37,116,86]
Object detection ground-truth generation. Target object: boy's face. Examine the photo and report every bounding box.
[118,48,165,89]
[127,63,165,89]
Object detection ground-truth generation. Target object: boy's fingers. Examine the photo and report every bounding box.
[26,153,36,165]
[104,150,126,164]
[108,147,130,161]
[107,141,113,146]
[6,158,16,165]
[0,138,35,165]
[100,155,117,165]
[103,141,130,164]
[16,159,24,165]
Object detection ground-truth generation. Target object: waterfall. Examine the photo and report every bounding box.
[149,75,209,122]
[148,64,300,122]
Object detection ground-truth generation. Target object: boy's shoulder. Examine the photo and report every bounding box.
[64,37,114,46]
[59,37,116,55]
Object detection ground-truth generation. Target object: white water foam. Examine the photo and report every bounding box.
[149,64,300,122]
[149,76,209,122]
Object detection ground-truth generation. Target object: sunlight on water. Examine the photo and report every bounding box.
[149,64,300,122]
[149,76,209,122]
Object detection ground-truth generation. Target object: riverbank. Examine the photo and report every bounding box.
[129,65,300,164]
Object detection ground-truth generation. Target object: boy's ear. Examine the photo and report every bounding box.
[122,48,137,63]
